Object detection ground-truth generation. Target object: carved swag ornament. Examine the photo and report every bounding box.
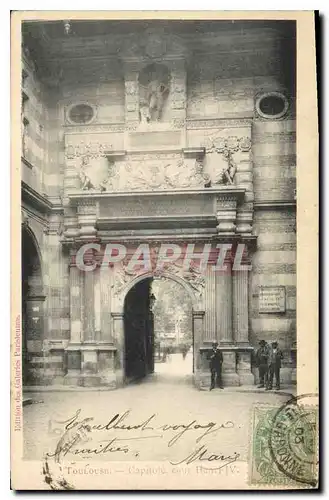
[112,258,205,300]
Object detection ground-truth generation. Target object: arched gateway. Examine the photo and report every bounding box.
[21,223,45,385]
[112,270,203,386]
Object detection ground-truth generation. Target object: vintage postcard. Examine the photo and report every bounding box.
[11,11,319,490]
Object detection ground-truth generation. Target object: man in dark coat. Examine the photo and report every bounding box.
[256,340,270,388]
[209,342,224,391]
[266,341,283,390]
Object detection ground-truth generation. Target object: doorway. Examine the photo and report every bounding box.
[123,276,193,385]
[123,278,154,383]
[21,225,44,385]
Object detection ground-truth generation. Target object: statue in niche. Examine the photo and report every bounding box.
[139,63,170,123]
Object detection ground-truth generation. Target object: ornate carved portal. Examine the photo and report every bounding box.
[112,261,205,307]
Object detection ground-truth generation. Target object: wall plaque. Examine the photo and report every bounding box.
[259,286,286,313]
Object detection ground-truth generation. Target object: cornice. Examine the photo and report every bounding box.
[21,181,53,214]
[254,201,296,210]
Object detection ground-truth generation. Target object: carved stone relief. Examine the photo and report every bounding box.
[100,157,207,192]
[112,260,205,300]
[162,262,206,298]
[65,142,113,160]
[201,135,252,187]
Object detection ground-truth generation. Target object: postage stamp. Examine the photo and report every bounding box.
[250,395,319,488]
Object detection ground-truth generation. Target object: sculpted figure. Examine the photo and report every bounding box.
[147,80,169,121]
[79,169,94,190]
[212,149,237,186]
[222,150,237,185]
[139,102,151,124]
[139,79,169,123]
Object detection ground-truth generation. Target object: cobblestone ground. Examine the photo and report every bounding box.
[23,355,293,465]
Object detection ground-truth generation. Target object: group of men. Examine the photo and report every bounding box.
[255,339,283,390]
[208,340,283,391]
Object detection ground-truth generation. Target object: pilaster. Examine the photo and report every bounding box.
[216,260,233,344]
[111,312,125,386]
[204,266,216,342]
[83,249,95,342]
[221,351,239,386]
[237,350,255,385]
[100,265,113,342]
[216,196,237,235]
[123,62,140,127]
[77,200,97,240]
[167,58,187,124]
[192,310,205,387]
[69,248,82,344]
[233,269,249,345]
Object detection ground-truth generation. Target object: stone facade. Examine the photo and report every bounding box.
[21,20,296,388]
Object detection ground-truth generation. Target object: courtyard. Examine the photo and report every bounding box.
[23,355,295,466]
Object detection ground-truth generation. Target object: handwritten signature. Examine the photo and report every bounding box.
[170,445,240,470]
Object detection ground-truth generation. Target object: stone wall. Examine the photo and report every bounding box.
[250,111,296,384]
[22,52,49,193]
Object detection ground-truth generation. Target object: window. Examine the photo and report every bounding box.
[67,102,96,125]
[256,92,289,120]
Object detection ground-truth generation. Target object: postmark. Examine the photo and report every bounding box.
[250,394,318,488]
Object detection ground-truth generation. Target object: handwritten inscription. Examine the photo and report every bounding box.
[47,409,240,469]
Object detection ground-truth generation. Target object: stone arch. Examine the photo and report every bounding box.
[22,222,44,297]
[115,270,204,314]
[111,269,205,387]
[21,222,45,385]
[22,222,44,282]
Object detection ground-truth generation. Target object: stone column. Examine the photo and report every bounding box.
[192,310,205,388]
[77,201,97,241]
[94,267,101,341]
[123,63,140,128]
[216,261,233,344]
[233,269,249,345]
[83,249,95,342]
[64,248,82,386]
[168,59,187,125]
[69,249,82,344]
[204,266,216,341]
[100,265,113,342]
[112,312,125,386]
[63,147,80,193]
[222,351,239,386]
[216,259,239,385]
[237,351,255,386]
[216,196,237,235]
[235,133,253,235]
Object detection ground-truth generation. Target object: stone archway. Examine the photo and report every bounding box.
[111,270,205,387]
[21,223,45,384]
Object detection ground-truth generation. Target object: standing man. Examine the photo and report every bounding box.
[267,341,283,390]
[256,340,269,388]
[209,342,224,391]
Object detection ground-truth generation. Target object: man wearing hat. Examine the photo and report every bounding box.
[256,340,270,388]
[266,341,283,390]
[209,342,224,391]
